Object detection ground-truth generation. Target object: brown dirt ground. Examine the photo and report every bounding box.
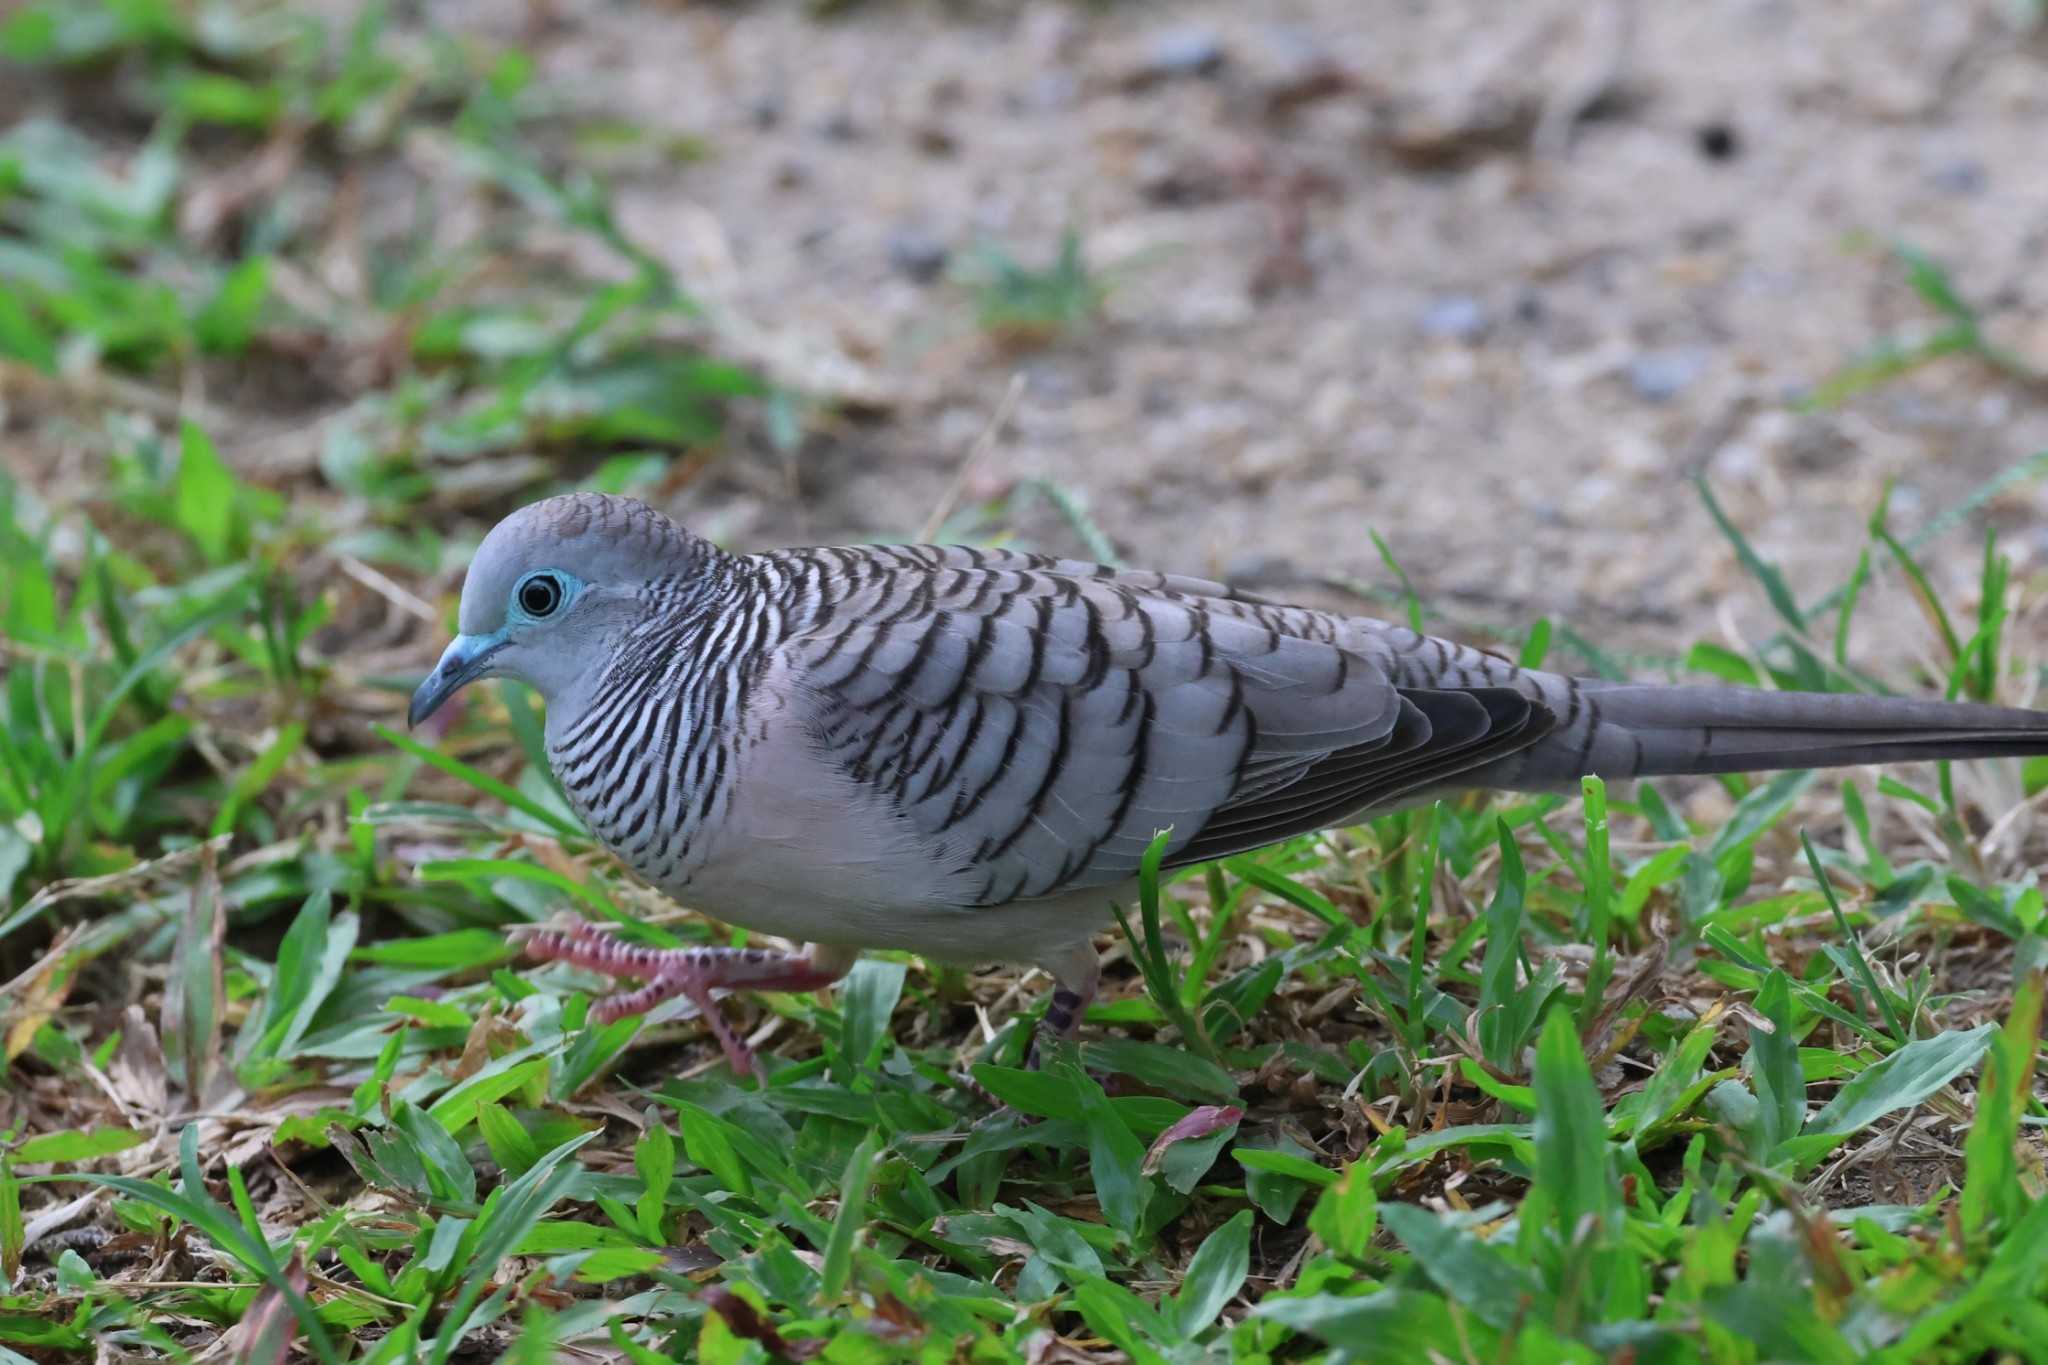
[450,0,2048,672]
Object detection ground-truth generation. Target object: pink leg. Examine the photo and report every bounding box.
[524,922,854,1077]
[1026,942,1102,1069]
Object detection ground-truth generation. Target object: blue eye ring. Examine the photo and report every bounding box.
[516,572,566,618]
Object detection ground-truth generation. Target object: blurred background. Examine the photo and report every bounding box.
[5,0,2048,691]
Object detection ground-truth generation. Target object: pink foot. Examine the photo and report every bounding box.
[524,922,851,1078]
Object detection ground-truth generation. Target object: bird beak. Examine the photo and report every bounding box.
[408,633,502,730]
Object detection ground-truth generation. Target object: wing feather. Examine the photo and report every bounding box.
[778,547,1560,904]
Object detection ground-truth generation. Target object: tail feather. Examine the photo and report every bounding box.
[1517,683,2048,786]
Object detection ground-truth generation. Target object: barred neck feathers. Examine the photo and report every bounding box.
[545,554,783,888]
[750,542,950,630]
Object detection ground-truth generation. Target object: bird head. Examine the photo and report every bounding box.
[408,493,714,729]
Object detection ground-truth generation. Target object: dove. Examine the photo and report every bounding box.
[408,493,2048,1075]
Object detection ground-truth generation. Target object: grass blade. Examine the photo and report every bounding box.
[1802,831,1908,1044]
[1577,777,1613,1028]
[1960,969,2043,1237]
[162,842,226,1103]
[817,1133,879,1305]
[1807,1025,1997,1136]
[374,723,582,839]
[1530,1007,1617,1265]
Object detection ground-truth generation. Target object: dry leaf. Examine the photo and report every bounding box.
[163,843,227,1106]
[221,1249,309,1364]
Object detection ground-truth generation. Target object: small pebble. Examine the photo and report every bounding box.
[1780,416,1853,472]
[1257,23,1323,69]
[912,123,957,157]
[1695,122,1740,161]
[1927,158,1986,196]
[1222,553,1298,588]
[887,228,950,283]
[1024,361,1081,401]
[1569,476,1618,514]
[1418,295,1490,342]
[1144,27,1226,80]
[1885,393,1955,430]
[1024,69,1080,112]
[816,111,860,142]
[1255,24,1355,116]
[1140,150,1228,207]
[1019,3,1083,63]
[1627,348,1706,402]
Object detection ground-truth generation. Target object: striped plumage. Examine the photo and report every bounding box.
[408,493,2048,1075]
[543,553,766,890]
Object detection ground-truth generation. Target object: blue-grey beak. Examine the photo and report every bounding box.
[408,633,502,729]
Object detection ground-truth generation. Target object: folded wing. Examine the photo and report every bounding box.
[781,546,1558,904]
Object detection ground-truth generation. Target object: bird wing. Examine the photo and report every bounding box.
[777,545,1557,905]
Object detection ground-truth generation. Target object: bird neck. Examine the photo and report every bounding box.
[539,557,778,888]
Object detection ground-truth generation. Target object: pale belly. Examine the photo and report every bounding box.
[624,763,1119,965]
[547,690,1118,966]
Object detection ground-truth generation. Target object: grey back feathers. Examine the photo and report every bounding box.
[465,494,2048,927]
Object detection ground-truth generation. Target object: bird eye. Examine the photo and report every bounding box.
[518,574,564,617]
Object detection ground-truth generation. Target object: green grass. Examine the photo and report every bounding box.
[5,3,2048,1362]
[955,226,1111,349]
[1802,240,2045,413]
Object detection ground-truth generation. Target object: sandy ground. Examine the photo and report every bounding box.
[444,0,2048,675]
[11,0,2046,678]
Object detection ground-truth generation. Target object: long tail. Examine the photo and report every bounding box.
[1504,682,2048,788]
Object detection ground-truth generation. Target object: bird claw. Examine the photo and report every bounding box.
[523,920,845,1081]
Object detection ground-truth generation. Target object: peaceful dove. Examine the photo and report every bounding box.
[408,493,2048,1074]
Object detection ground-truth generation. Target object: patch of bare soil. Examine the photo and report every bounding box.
[450,0,2048,672]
